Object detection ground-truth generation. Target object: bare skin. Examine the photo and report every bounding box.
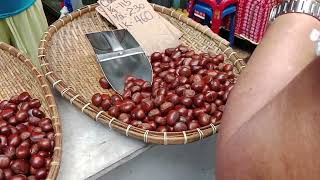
[216,13,320,180]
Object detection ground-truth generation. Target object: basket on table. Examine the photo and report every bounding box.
[38,4,246,145]
[0,43,61,179]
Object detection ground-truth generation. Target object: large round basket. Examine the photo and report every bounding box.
[0,43,61,179]
[38,4,246,145]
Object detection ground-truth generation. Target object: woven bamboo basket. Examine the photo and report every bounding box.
[0,43,61,179]
[38,4,246,145]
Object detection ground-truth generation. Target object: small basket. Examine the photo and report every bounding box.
[38,4,246,145]
[0,42,61,179]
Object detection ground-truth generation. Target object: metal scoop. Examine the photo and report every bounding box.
[86,29,153,95]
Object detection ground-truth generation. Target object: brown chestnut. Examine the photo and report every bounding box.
[10,159,29,174]
[20,131,31,141]
[147,121,157,130]
[175,86,186,96]
[209,80,221,92]
[30,144,39,155]
[216,54,224,63]
[28,117,41,126]
[180,97,193,107]
[161,56,172,64]
[193,108,206,118]
[160,102,174,114]
[138,123,153,130]
[108,106,120,118]
[155,116,166,126]
[223,64,233,72]
[30,132,45,143]
[8,134,21,147]
[178,66,192,77]
[151,52,162,62]
[38,151,51,158]
[0,120,8,127]
[210,116,218,124]
[173,122,187,132]
[19,103,30,112]
[40,123,53,132]
[118,113,131,124]
[131,85,142,93]
[187,121,200,130]
[101,99,112,111]
[30,155,45,169]
[35,168,47,179]
[131,108,145,120]
[38,138,51,151]
[99,77,110,89]
[141,99,154,112]
[165,48,175,56]
[32,109,45,118]
[16,146,30,159]
[0,100,9,110]
[165,94,179,105]
[185,50,195,58]
[0,125,11,136]
[111,95,122,104]
[28,99,41,109]
[191,81,205,92]
[0,135,8,147]
[8,116,18,126]
[148,109,161,120]
[166,110,180,126]
[213,111,223,120]
[0,169,4,180]
[9,95,19,105]
[18,92,31,102]
[16,111,28,123]
[164,74,176,83]
[171,51,181,60]
[4,103,17,112]
[130,120,142,127]
[91,93,102,107]
[204,91,218,103]
[0,155,10,169]
[141,92,152,99]
[20,140,31,148]
[1,109,14,120]
[131,92,143,104]
[198,113,211,126]
[3,169,13,179]
[119,101,135,113]
[153,95,165,107]
[193,94,205,107]
[183,89,196,98]
[156,126,168,132]
[215,99,224,106]
[9,175,27,180]
[141,81,152,91]
[3,146,15,159]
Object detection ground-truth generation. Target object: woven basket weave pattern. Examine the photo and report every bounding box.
[39,4,246,144]
[0,42,61,180]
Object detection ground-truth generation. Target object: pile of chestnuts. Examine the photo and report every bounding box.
[92,45,235,132]
[0,92,54,180]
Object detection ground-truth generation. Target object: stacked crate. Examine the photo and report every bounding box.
[235,0,281,44]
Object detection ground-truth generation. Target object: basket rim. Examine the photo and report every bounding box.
[38,3,246,145]
[0,42,62,179]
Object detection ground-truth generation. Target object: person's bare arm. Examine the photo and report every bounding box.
[216,13,320,179]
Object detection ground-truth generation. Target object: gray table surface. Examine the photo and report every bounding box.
[53,91,150,180]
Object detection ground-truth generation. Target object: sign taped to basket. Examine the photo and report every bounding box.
[96,0,183,56]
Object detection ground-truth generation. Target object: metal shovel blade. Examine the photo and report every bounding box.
[86,29,153,95]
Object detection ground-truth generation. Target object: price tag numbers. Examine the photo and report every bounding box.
[98,0,182,55]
